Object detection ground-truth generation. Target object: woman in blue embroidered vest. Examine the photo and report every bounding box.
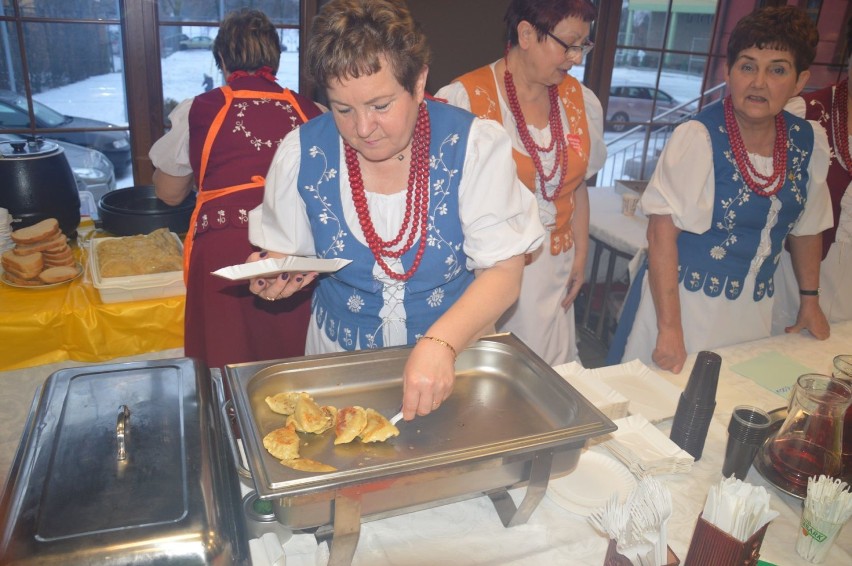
[435,0,607,366]
[609,6,832,373]
[246,0,544,419]
[775,16,852,329]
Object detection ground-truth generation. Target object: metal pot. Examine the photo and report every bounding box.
[98,185,195,236]
[0,357,249,565]
[0,137,81,238]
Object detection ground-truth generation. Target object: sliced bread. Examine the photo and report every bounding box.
[2,250,43,279]
[3,271,44,286]
[11,218,60,245]
[38,265,80,284]
[12,231,68,255]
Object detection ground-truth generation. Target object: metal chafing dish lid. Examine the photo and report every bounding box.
[0,357,249,565]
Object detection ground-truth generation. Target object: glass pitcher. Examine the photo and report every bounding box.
[756,374,851,498]
[832,355,852,483]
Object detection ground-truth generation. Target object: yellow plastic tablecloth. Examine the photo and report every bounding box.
[0,225,184,371]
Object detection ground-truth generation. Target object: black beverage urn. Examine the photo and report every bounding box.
[0,136,81,239]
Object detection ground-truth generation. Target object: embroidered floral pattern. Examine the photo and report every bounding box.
[712,121,807,265]
[427,287,445,307]
[347,293,364,313]
[472,86,498,119]
[309,120,469,351]
[305,145,346,257]
[427,132,464,283]
[232,99,299,151]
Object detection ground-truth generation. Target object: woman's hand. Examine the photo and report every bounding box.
[561,263,585,309]
[400,338,456,421]
[785,296,830,339]
[246,250,318,302]
[652,325,687,374]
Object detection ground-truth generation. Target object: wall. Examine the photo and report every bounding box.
[407,0,511,93]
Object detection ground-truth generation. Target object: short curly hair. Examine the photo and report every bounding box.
[504,0,596,47]
[727,6,819,75]
[213,9,281,74]
[306,0,431,95]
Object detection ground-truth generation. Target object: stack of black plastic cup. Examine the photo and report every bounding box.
[670,351,721,461]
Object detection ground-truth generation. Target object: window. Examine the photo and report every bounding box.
[0,0,307,188]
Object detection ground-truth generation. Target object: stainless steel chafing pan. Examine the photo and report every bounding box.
[0,358,249,565]
[224,333,615,565]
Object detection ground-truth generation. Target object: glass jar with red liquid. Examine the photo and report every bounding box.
[754,373,851,498]
[832,354,852,484]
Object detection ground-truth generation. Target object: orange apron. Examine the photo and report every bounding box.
[183,86,309,280]
[456,66,591,255]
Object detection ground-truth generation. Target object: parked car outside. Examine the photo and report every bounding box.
[179,36,214,50]
[0,90,131,175]
[606,85,692,133]
[0,134,116,203]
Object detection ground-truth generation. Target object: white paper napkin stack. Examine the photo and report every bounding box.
[0,208,14,252]
[603,415,694,476]
[702,477,778,543]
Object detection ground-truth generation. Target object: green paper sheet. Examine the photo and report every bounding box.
[729,351,816,399]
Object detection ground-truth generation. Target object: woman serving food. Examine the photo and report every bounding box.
[246,0,544,419]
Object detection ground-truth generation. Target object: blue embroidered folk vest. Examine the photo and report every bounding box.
[298,99,475,350]
[677,103,813,301]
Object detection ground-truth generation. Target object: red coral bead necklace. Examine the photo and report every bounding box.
[503,57,568,201]
[723,95,787,197]
[346,102,431,281]
[830,79,852,173]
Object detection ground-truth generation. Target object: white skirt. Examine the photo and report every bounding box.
[497,244,578,365]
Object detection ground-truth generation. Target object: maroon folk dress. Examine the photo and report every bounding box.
[184,74,322,369]
[802,82,852,260]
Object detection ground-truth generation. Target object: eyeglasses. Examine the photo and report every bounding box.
[543,29,594,58]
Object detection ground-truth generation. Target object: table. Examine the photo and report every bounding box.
[0,226,184,371]
[276,322,851,565]
[2,325,850,565]
[581,186,648,345]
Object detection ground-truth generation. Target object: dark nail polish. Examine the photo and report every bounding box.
[257,280,265,287]
[280,273,289,281]
[295,276,303,283]
[259,251,268,258]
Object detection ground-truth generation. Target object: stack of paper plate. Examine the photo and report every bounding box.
[546,449,637,516]
[603,414,694,476]
[0,208,13,253]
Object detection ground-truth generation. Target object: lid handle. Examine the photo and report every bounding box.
[116,405,130,461]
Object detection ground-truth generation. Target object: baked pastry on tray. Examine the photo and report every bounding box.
[262,423,301,460]
[334,406,368,445]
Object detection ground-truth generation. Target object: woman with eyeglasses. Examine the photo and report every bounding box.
[435,0,606,365]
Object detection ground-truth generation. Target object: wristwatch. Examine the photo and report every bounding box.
[799,288,821,296]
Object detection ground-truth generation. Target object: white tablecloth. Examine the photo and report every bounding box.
[586,185,648,284]
[279,322,852,566]
[589,185,648,257]
[2,325,851,565]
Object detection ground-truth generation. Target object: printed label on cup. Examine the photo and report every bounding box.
[801,518,828,542]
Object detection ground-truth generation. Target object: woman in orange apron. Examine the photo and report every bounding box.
[149,9,323,369]
[436,0,606,365]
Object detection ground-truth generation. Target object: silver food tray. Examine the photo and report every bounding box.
[224,333,615,563]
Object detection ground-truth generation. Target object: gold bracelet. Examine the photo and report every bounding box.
[418,335,457,360]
